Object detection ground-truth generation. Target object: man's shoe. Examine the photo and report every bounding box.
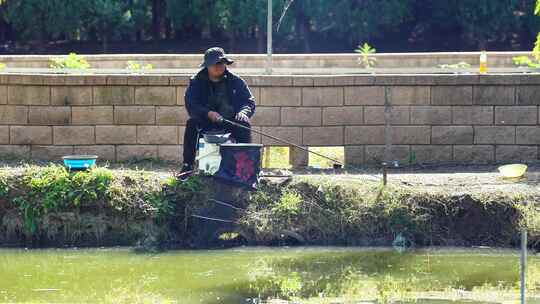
[175,163,194,181]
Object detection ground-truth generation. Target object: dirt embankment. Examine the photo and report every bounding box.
[0,163,539,249]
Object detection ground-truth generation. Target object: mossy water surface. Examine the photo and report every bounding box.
[0,247,537,304]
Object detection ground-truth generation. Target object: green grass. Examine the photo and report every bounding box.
[0,164,203,241]
[242,176,539,247]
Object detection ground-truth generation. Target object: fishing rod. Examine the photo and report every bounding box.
[219,117,382,182]
[220,117,344,167]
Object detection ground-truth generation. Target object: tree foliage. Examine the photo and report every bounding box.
[534,0,540,59]
[0,0,536,52]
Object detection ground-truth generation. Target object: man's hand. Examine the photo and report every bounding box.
[235,108,250,123]
[207,111,222,123]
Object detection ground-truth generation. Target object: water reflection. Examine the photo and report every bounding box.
[0,247,535,303]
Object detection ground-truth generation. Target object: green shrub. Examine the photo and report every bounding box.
[145,192,174,218]
[273,189,302,217]
[0,170,8,198]
[355,42,377,69]
[3,165,182,235]
[10,165,114,233]
[126,60,153,71]
[50,53,91,69]
[512,55,540,68]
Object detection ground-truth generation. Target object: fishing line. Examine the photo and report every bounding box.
[219,117,382,182]
[207,198,245,211]
[191,214,235,223]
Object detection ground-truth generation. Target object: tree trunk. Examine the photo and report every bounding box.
[477,34,487,51]
[0,16,7,43]
[102,36,108,53]
[227,30,236,52]
[88,26,98,43]
[294,1,311,53]
[301,19,311,53]
[0,4,7,43]
[256,25,264,53]
[201,23,211,40]
[165,17,172,40]
[102,21,108,53]
[152,0,165,41]
[152,0,159,40]
[200,1,212,39]
[39,12,47,46]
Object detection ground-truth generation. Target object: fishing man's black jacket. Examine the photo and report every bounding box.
[185,68,256,121]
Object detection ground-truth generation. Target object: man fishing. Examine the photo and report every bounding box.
[177,47,256,179]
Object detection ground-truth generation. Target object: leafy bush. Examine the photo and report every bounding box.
[126,60,154,71]
[3,164,181,234]
[355,42,377,69]
[534,1,540,61]
[50,53,91,70]
[10,165,112,233]
[273,189,302,217]
[242,178,536,247]
[521,1,540,68]
[0,171,8,197]
[512,55,540,68]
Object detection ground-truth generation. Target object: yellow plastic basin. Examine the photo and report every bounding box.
[498,164,528,178]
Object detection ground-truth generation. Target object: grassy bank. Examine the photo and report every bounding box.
[0,163,538,248]
[0,164,203,247]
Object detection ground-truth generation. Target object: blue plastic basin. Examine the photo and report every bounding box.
[62,155,98,170]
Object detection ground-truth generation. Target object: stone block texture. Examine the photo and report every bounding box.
[0,74,538,164]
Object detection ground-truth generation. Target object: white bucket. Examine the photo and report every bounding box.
[196,138,223,175]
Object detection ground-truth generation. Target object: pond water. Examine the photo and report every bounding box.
[0,247,537,304]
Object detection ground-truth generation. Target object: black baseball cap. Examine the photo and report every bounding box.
[199,47,234,68]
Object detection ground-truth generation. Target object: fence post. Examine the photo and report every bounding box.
[266,0,273,75]
[521,208,527,304]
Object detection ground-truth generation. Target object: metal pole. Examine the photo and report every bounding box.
[266,0,272,74]
[521,226,527,304]
[382,162,388,186]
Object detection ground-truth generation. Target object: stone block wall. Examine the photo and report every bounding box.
[0,73,539,166]
[0,51,533,69]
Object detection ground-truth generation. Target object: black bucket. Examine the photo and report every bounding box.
[213,143,263,190]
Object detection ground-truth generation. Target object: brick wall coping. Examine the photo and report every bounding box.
[1,73,540,86]
[0,51,534,69]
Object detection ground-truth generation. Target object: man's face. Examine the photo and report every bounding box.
[208,62,226,78]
